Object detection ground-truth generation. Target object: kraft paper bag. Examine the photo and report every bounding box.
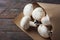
[13,2,60,40]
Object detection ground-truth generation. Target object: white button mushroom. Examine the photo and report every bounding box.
[20,16,31,30]
[20,16,37,30]
[41,14,51,25]
[23,3,33,16]
[32,7,45,21]
[38,24,50,38]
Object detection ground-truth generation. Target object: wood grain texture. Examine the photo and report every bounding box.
[0,32,32,40]
[0,0,60,18]
[0,0,33,40]
[0,19,21,32]
[0,19,33,40]
[0,0,60,40]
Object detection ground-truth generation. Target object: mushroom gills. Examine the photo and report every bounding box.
[34,20,42,26]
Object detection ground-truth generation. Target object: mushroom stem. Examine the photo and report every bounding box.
[34,20,41,26]
[29,21,37,27]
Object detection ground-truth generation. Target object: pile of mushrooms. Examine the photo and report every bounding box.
[20,3,53,38]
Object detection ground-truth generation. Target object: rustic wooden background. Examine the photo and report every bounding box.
[0,0,60,40]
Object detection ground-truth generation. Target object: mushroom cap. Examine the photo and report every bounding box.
[20,16,31,30]
[38,24,49,38]
[23,3,33,16]
[32,7,45,21]
[41,14,51,25]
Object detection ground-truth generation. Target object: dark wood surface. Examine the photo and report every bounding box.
[0,0,33,40]
[0,0,60,40]
[0,19,33,40]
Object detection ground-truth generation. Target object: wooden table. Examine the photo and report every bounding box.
[0,0,33,40]
[0,0,60,40]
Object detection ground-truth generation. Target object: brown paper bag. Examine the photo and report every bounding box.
[13,2,60,40]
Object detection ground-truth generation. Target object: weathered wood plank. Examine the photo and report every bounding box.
[0,19,32,40]
[0,0,60,18]
[0,19,22,32]
[9,0,60,4]
[0,32,32,40]
[0,2,27,18]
